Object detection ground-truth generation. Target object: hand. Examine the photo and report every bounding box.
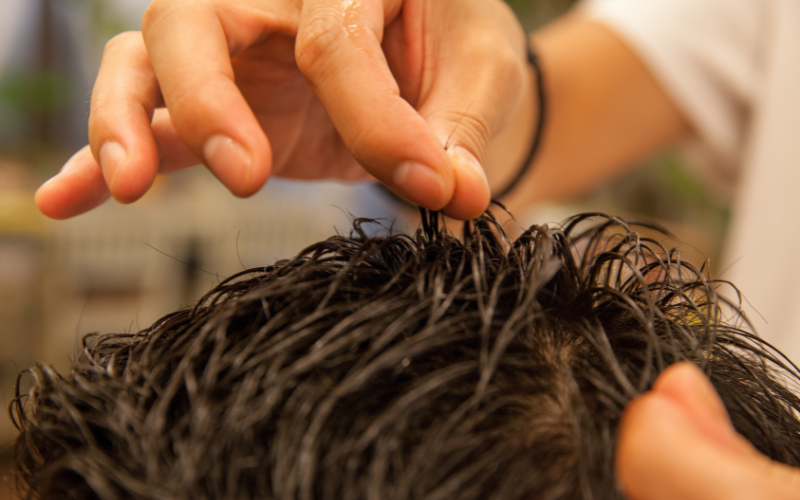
[616,362,800,500]
[35,0,531,220]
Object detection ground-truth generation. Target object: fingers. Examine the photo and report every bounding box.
[89,31,161,204]
[39,111,200,219]
[296,0,454,211]
[57,0,528,219]
[616,362,800,500]
[150,108,205,173]
[35,146,112,219]
[441,146,491,220]
[142,0,273,197]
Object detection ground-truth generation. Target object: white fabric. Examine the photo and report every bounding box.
[583,0,800,365]
[0,0,35,73]
[106,0,153,30]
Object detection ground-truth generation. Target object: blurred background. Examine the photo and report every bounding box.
[0,0,729,496]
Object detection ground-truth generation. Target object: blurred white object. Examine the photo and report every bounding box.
[0,0,34,74]
[585,0,800,364]
[105,0,153,29]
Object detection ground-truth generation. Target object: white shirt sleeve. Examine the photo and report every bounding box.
[580,0,769,180]
[0,0,33,74]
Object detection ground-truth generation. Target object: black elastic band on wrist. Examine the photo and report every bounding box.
[494,42,547,200]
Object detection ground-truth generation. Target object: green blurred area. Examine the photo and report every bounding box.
[84,0,130,41]
[506,0,578,29]
[0,73,69,112]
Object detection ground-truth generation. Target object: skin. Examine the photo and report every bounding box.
[619,362,800,500]
[37,0,531,220]
[35,0,687,221]
[503,14,691,215]
[31,1,800,494]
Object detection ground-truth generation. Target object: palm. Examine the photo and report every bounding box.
[232,35,379,182]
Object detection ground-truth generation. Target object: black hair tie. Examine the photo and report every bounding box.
[494,42,547,200]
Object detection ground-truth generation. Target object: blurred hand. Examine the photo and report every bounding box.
[35,0,531,220]
[616,362,800,500]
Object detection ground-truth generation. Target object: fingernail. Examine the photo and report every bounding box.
[203,135,253,195]
[449,146,489,187]
[393,161,447,206]
[99,141,127,190]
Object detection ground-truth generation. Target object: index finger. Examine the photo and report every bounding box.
[295,0,455,210]
[141,0,277,196]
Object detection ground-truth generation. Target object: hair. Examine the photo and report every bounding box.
[10,211,800,500]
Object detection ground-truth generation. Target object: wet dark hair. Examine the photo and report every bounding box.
[11,211,800,500]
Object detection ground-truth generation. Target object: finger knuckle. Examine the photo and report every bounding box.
[141,0,164,34]
[89,84,112,123]
[104,31,141,53]
[295,14,342,76]
[162,83,198,121]
[463,117,492,157]
[345,124,390,174]
[477,35,524,79]
[436,109,493,157]
[142,0,199,36]
[463,35,528,102]
[497,48,527,97]
[345,125,373,163]
[87,109,107,142]
[463,119,492,160]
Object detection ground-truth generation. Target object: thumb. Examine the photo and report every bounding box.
[428,117,493,221]
[420,56,527,219]
[412,2,530,220]
[616,362,800,500]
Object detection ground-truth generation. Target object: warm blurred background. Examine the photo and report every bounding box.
[0,0,728,497]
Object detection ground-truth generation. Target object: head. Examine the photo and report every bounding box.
[11,212,800,500]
